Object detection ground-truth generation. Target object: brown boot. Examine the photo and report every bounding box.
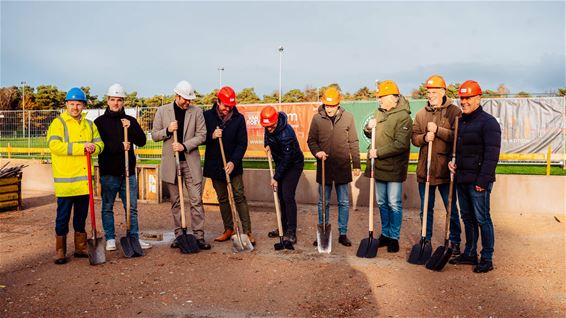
[73,232,88,258]
[54,235,67,265]
[247,232,256,246]
[214,229,234,242]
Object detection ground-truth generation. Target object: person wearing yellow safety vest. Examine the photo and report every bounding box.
[47,87,104,265]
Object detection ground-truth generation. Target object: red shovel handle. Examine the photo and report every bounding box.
[86,151,97,233]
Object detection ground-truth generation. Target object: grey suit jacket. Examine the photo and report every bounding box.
[151,102,207,184]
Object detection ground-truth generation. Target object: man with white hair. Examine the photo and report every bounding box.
[152,81,210,250]
[94,83,150,251]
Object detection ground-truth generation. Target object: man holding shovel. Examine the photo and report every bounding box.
[364,80,412,253]
[448,80,501,273]
[307,86,361,247]
[261,106,304,244]
[203,86,255,246]
[411,75,462,255]
[47,87,104,264]
[152,80,210,250]
[94,83,150,252]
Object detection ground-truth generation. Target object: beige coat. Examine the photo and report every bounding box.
[151,102,207,184]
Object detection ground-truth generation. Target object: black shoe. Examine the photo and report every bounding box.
[338,235,352,247]
[387,239,399,253]
[450,242,461,256]
[377,234,390,248]
[170,238,179,248]
[313,240,318,247]
[285,230,297,244]
[473,258,494,273]
[268,229,280,238]
[197,239,211,250]
[449,254,478,265]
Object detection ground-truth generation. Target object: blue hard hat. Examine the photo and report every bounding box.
[65,87,87,102]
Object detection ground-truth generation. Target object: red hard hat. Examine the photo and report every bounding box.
[458,80,482,97]
[217,86,237,107]
[260,106,279,127]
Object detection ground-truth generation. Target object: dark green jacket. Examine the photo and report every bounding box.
[364,95,412,182]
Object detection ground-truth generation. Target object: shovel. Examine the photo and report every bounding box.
[120,126,144,258]
[426,119,459,271]
[356,126,378,258]
[408,140,434,265]
[173,132,200,254]
[317,157,332,254]
[219,135,254,252]
[86,151,106,265]
[266,149,294,251]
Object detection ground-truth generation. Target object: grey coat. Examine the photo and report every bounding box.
[151,102,207,184]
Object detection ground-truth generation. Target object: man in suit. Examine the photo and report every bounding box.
[151,80,210,250]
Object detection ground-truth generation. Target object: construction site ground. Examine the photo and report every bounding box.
[0,191,564,317]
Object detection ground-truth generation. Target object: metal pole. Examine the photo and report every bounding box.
[278,46,284,104]
[21,81,26,138]
[218,67,224,88]
[28,113,31,156]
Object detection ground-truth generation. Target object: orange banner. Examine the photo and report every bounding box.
[237,103,319,158]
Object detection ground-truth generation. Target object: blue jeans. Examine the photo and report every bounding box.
[457,183,495,260]
[375,181,403,240]
[55,195,89,236]
[100,174,139,240]
[318,183,350,235]
[418,182,461,244]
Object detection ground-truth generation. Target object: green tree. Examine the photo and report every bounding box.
[282,89,305,103]
[262,92,279,103]
[124,91,144,108]
[304,86,319,102]
[196,89,218,106]
[557,88,566,96]
[515,91,531,98]
[353,86,372,100]
[35,85,65,109]
[237,88,261,104]
[446,83,460,99]
[0,86,21,110]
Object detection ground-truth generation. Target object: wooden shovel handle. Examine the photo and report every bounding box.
[267,150,285,237]
[421,140,433,237]
[124,126,131,231]
[173,132,187,229]
[443,118,460,241]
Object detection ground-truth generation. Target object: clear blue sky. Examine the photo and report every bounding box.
[1,1,564,97]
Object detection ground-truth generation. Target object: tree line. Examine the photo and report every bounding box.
[1,83,565,111]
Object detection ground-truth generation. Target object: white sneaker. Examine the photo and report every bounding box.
[139,240,152,250]
[106,239,117,251]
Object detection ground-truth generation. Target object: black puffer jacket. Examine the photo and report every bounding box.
[455,106,501,188]
[264,112,304,181]
[203,103,247,181]
[94,108,147,176]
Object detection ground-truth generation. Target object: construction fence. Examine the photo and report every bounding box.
[0,97,564,164]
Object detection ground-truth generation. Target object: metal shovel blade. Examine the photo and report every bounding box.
[274,236,294,251]
[426,244,453,271]
[178,230,200,254]
[120,234,144,258]
[231,232,254,253]
[316,223,332,254]
[87,236,106,265]
[356,232,379,258]
[407,237,433,265]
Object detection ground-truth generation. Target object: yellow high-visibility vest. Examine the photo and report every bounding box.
[47,111,104,197]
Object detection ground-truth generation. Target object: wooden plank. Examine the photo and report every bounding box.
[0,185,19,194]
[0,200,19,210]
[0,178,19,186]
[0,192,19,202]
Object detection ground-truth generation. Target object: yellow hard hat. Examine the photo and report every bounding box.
[376,80,400,97]
[425,75,446,89]
[321,87,341,106]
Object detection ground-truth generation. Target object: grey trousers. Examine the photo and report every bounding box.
[166,161,205,240]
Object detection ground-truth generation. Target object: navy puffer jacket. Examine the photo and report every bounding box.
[455,106,501,188]
[264,112,304,181]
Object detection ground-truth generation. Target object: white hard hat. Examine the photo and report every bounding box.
[174,80,196,100]
[107,83,127,98]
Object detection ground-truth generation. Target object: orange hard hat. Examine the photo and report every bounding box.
[376,80,400,97]
[260,106,279,127]
[217,86,237,107]
[321,87,341,106]
[425,75,446,89]
[458,80,482,97]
